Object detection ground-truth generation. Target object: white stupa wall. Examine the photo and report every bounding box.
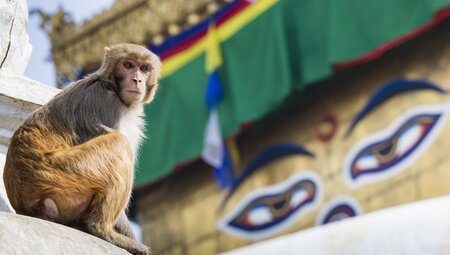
[0,0,32,74]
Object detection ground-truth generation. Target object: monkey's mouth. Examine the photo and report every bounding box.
[125,90,142,94]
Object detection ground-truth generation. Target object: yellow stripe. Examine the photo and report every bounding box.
[205,25,223,73]
[161,0,278,78]
[161,38,207,77]
[218,0,277,42]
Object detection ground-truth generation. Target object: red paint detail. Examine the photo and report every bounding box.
[217,1,251,26]
[159,30,208,61]
[315,113,339,143]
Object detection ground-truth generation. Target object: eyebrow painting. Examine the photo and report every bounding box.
[346,79,447,136]
[219,143,315,210]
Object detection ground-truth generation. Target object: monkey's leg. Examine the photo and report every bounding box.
[48,133,149,255]
[115,210,136,240]
[86,195,149,255]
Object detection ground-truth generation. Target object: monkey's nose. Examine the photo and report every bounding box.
[133,73,142,83]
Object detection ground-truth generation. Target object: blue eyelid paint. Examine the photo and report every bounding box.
[346,79,447,137]
[219,143,315,210]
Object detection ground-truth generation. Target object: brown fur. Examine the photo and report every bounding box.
[3,43,161,255]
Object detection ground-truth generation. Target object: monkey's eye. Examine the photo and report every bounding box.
[123,61,133,69]
[140,65,150,73]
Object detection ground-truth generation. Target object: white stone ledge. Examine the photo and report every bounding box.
[0,212,130,255]
[221,195,450,255]
[0,70,60,106]
[0,71,60,153]
[0,153,11,212]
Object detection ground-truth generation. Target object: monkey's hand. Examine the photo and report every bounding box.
[97,124,117,134]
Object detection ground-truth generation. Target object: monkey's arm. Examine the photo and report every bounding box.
[47,132,134,178]
[42,133,147,253]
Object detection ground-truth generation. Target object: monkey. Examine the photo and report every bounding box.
[3,43,161,255]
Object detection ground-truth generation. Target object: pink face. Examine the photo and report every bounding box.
[116,58,152,106]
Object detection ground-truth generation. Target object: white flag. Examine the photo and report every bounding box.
[202,109,224,168]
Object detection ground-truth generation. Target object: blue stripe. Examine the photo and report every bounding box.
[148,0,244,55]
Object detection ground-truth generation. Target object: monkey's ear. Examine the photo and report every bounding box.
[104,47,110,52]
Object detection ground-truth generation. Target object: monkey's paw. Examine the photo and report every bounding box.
[129,243,150,255]
[98,125,117,134]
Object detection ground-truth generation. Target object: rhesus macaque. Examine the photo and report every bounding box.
[3,43,161,255]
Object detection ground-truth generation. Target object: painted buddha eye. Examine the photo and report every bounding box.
[344,104,449,188]
[240,189,309,227]
[316,196,362,225]
[218,172,322,240]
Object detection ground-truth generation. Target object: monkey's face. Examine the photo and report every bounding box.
[115,58,152,106]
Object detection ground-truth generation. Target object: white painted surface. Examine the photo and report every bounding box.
[220,195,450,255]
[0,0,32,74]
[0,212,129,254]
[0,70,60,106]
[0,153,12,212]
[0,71,60,154]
